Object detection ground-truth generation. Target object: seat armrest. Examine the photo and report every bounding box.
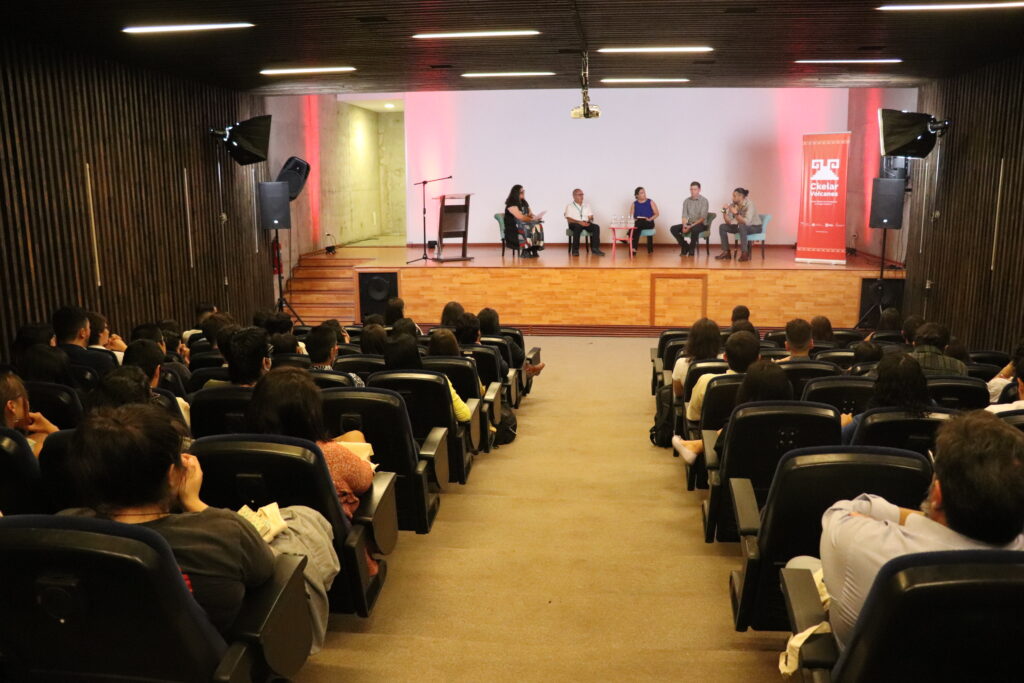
[212,642,254,683]
[506,368,518,386]
[228,554,311,678]
[464,397,482,451]
[527,347,541,365]
[354,471,398,555]
[483,381,501,418]
[420,426,449,488]
[703,430,721,470]
[650,347,659,363]
[465,397,481,422]
[654,357,664,374]
[730,478,761,536]
[780,568,839,670]
[663,370,673,387]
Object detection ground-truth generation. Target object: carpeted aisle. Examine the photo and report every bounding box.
[300,336,784,682]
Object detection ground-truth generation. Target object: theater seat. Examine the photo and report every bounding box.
[309,370,357,389]
[686,373,744,491]
[190,435,396,618]
[332,354,385,383]
[271,353,311,370]
[0,427,43,514]
[926,375,989,410]
[25,381,84,430]
[186,366,230,393]
[777,360,842,398]
[801,376,875,415]
[729,446,931,632]
[781,551,1024,682]
[850,407,957,457]
[189,386,254,438]
[189,351,226,371]
[0,514,312,682]
[423,356,500,453]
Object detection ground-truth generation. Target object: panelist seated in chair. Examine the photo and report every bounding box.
[629,186,660,254]
[715,187,761,262]
[669,181,710,256]
[563,188,605,256]
[59,404,340,643]
[788,410,1024,651]
[503,184,545,258]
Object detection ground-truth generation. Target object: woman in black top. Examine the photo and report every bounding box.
[503,184,545,258]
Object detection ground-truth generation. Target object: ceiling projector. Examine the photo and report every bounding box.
[571,104,600,119]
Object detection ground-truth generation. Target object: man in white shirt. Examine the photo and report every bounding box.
[563,189,605,257]
[801,411,1024,650]
[986,349,1024,412]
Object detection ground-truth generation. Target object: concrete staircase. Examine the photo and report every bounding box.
[285,253,364,325]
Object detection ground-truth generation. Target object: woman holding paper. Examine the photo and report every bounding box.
[503,184,545,257]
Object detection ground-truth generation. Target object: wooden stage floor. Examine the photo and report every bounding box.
[291,245,903,334]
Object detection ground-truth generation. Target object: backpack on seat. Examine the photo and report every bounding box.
[650,384,674,447]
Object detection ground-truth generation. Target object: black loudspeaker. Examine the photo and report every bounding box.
[869,177,906,229]
[358,272,398,320]
[276,156,311,200]
[257,182,291,230]
[858,278,905,327]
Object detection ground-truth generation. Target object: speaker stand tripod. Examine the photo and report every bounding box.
[855,228,891,329]
[272,230,305,325]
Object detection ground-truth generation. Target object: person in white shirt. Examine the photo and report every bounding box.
[87,311,126,365]
[986,349,1024,413]
[563,189,605,256]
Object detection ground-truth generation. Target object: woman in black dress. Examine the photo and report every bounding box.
[503,184,545,258]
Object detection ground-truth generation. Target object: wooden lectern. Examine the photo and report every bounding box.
[432,193,474,262]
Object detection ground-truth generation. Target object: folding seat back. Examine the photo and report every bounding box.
[968,350,1010,368]
[38,429,80,511]
[343,325,362,341]
[332,354,385,382]
[69,364,99,392]
[480,336,514,368]
[422,357,482,403]
[271,353,311,369]
[998,381,1019,404]
[704,401,840,542]
[730,447,930,631]
[186,334,210,350]
[871,330,904,343]
[759,340,780,349]
[159,368,188,397]
[926,375,989,410]
[801,376,876,415]
[777,360,842,397]
[997,409,1024,433]
[320,387,441,532]
[849,361,878,377]
[683,360,729,404]
[189,386,253,438]
[701,374,746,431]
[185,366,229,393]
[832,329,866,348]
[965,362,1000,382]
[810,340,838,351]
[151,387,186,423]
[368,370,471,484]
[336,343,361,357]
[500,327,527,353]
[0,514,311,681]
[292,325,312,339]
[662,338,689,369]
[189,434,389,616]
[763,330,787,346]
[832,551,1024,683]
[188,351,225,371]
[851,407,958,457]
[25,381,83,430]
[310,370,356,389]
[811,349,855,369]
[656,329,689,359]
[462,344,503,386]
[759,348,790,361]
[0,427,43,514]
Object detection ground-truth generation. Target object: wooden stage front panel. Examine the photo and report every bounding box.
[294,246,904,332]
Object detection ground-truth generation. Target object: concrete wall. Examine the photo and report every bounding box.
[378,112,407,235]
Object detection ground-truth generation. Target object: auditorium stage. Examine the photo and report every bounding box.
[286,245,904,335]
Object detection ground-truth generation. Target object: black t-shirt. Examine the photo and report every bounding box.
[61,507,274,633]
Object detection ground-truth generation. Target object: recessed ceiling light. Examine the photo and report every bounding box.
[413,30,540,39]
[795,59,903,64]
[600,78,691,83]
[123,22,254,34]
[597,46,714,53]
[260,66,356,75]
[384,103,395,109]
[878,1,1024,9]
[461,71,555,78]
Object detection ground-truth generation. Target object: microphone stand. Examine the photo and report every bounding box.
[408,175,452,264]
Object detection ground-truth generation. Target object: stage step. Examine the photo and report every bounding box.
[291,266,360,278]
[288,278,354,292]
[286,291,354,305]
[287,303,355,322]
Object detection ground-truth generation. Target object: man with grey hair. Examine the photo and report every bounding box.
[563,188,605,257]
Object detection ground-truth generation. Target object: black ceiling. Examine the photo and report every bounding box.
[4,1,1024,94]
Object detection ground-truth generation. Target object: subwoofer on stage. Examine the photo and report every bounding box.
[257,181,291,230]
[358,272,398,319]
[858,278,905,327]
[276,156,311,200]
[869,177,906,229]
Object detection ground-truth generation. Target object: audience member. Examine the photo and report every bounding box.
[802,411,1024,650]
[671,318,722,398]
[901,314,926,347]
[944,337,971,364]
[251,309,272,330]
[362,313,385,326]
[810,315,834,342]
[131,322,191,387]
[478,307,544,377]
[841,353,931,443]
[780,318,814,362]
[911,323,967,376]
[198,313,235,352]
[263,312,293,336]
[320,319,351,344]
[215,324,242,364]
[673,360,792,463]
[732,319,759,339]
[359,324,388,355]
[851,340,883,366]
[17,343,76,386]
[456,313,509,377]
[87,312,126,363]
[12,323,56,372]
[391,318,419,339]
[85,365,151,413]
[60,403,339,644]
[385,334,471,423]
[385,297,422,331]
[0,371,58,455]
[306,325,364,386]
[52,305,116,376]
[440,301,464,328]
[269,333,299,355]
[427,329,461,356]
[987,345,1024,413]
[731,305,751,325]
[122,339,191,425]
[876,307,902,332]
[183,302,218,342]
[212,327,271,387]
[686,330,760,425]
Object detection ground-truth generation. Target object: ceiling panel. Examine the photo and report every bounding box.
[3,1,1023,94]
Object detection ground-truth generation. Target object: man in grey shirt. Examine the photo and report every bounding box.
[799,411,1024,650]
[669,181,709,256]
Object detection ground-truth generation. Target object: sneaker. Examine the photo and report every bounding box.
[571,249,580,256]
[591,249,606,256]
[738,253,750,262]
[672,435,699,465]
[525,362,546,377]
[715,251,731,260]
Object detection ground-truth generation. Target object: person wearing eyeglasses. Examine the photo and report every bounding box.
[716,187,761,262]
[563,188,605,257]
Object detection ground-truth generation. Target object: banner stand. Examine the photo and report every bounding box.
[796,132,850,265]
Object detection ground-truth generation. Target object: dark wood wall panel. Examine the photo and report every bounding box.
[903,53,1024,352]
[0,38,274,361]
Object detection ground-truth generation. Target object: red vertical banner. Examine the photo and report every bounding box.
[796,132,850,264]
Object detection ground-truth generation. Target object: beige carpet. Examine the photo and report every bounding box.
[300,337,784,682]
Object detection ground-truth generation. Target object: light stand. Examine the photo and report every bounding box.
[271,229,305,324]
[856,228,891,329]
[408,175,452,264]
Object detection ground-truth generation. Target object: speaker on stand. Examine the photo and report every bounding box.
[258,180,305,324]
[856,157,909,329]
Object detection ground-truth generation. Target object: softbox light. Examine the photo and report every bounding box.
[878,109,939,159]
[210,115,272,165]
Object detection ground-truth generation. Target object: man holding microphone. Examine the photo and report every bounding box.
[564,188,605,257]
[669,181,709,256]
